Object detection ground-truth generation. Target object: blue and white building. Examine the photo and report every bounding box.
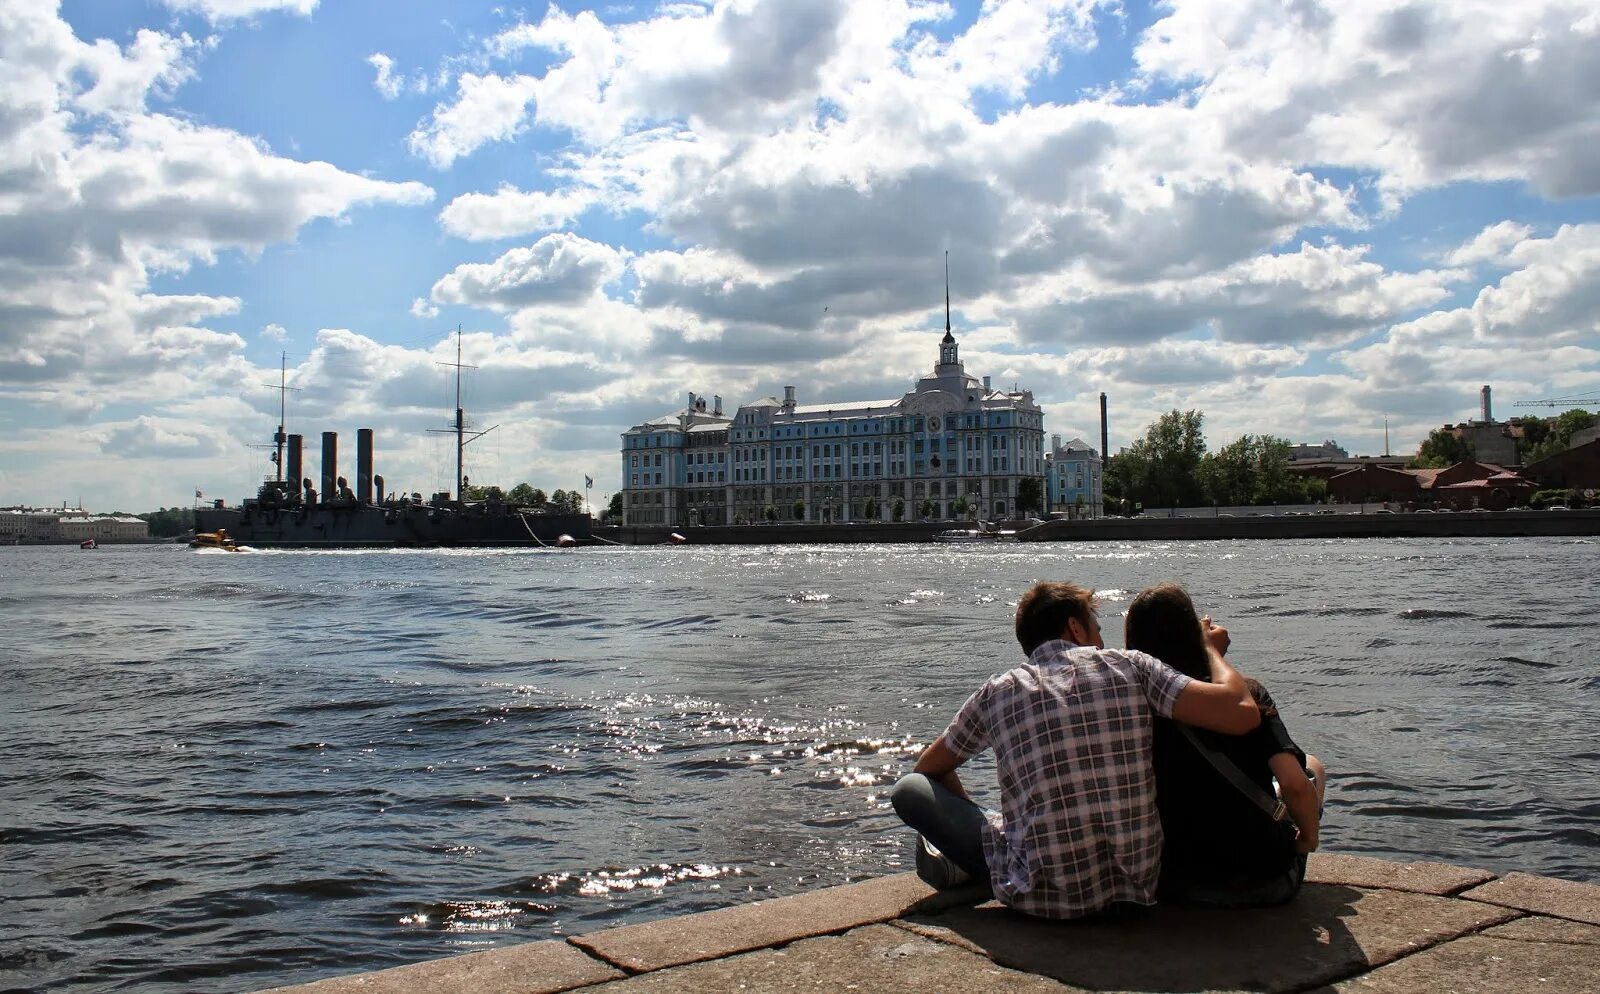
[620,314,1046,526]
[1044,436,1103,518]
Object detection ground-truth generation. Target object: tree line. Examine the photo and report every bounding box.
[463,482,586,514]
[1104,410,1328,511]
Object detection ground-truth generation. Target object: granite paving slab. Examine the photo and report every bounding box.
[1460,871,1600,925]
[1314,921,1600,994]
[569,873,954,973]
[899,882,1519,994]
[256,939,623,994]
[1481,914,1600,946]
[1305,852,1495,895]
[581,923,1083,994]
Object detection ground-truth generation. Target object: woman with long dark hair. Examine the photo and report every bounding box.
[1125,583,1325,905]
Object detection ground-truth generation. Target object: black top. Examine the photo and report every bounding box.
[1153,681,1306,889]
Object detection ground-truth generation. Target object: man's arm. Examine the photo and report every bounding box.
[1168,644,1260,734]
[912,734,971,801]
[1269,752,1320,853]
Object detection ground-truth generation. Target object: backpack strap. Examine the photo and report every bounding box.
[1177,724,1289,823]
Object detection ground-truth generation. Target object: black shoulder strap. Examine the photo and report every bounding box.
[1178,724,1289,823]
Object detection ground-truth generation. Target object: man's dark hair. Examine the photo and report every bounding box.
[1014,581,1097,655]
[1124,582,1208,679]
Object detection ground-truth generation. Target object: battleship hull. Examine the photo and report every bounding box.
[195,502,591,549]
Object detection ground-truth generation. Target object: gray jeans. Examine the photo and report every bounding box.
[889,773,991,882]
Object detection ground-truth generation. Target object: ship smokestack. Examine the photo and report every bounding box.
[356,428,374,505]
[321,431,337,507]
[287,434,303,501]
[1481,384,1492,422]
[1099,392,1109,460]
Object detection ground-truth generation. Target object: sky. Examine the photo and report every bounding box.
[3,0,1599,512]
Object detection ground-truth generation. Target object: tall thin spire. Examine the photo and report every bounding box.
[944,250,951,335]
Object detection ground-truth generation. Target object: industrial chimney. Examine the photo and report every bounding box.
[783,385,796,412]
[1099,393,1109,459]
[1481,385,1493,423]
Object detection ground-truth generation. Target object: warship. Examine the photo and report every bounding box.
[194,339,591,549]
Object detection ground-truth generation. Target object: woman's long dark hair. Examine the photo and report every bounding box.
[1125,583,1211,680]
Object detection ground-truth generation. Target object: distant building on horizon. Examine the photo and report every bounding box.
[0,506,148,544]
[618,311,1045,526]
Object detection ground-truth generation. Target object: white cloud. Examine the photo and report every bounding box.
[407,72,542,169]
[430,233,628,310]
[367,53,403,100]
[261,322,287,341]
[1444,221,1536,268]
[1135,0,1600,203]
[159,0,318,21]
[438,184,600,240]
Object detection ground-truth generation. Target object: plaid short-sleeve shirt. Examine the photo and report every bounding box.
[942,639,1192,919]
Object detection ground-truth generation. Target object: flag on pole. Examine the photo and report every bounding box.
[584,475,593,489]
[195,489,203,498]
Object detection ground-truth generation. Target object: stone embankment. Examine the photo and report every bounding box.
[261,854,1599,994]
[598,509,1600,545]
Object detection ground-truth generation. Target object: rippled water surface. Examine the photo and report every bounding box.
[3,539,1597,991]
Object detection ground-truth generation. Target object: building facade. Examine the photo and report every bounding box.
[619,325,1045,526]
[0,507,149,543]
[1044,436,1102,518]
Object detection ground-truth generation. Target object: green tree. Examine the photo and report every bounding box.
[917,498,935,519]
[1410,427,1475,468]
[548,489,584,514]
[483,485,506,502]
[892,497,905,522]
[138,506,195,537]
[952,495,968,517]
[764,504,778,523]
[1524,410,1597,464]
[1017,477,1044,515]
[1112,410,1208,508]
[792,500,805,521]
[864,497,880,519]
[606,492,623,519]
[508,483,537,505]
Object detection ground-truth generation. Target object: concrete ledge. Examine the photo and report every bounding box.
[568,873,953,973]
[249,859,1600,994]
[898,883,1517,994]
[1460,871,1600,925]
[1305,852,1496,895]
[257,939,622,994]
[574,924,1080,993]
[1317,920,1600,994]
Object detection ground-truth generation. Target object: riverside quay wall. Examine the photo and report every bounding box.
[596,509,1600,545]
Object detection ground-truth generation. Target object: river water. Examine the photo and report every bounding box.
[2,538,1596,992]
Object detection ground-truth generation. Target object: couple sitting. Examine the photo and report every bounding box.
[892,581,1326,918]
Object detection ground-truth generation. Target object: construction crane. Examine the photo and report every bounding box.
[1513,394,1599,409]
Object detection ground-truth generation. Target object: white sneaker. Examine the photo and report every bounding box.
[915,836,972,889]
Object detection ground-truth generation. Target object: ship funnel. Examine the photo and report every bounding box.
[374,474,385,505]
[287,434,303,502]
[357,428,374,505]
[321,432,337,506]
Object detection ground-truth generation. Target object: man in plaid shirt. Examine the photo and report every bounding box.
[891,581,1259,919]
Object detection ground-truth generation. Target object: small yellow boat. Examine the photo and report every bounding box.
[190,529,242,551]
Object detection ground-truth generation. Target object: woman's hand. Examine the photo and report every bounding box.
[1201,615,1231,656]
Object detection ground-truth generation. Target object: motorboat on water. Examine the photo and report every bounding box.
[934,528,1017,543]
[190,529,242,551]
[79,538,97,549]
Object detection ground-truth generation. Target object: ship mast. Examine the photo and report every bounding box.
[430,326,498,501]
[274,352,288,482]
